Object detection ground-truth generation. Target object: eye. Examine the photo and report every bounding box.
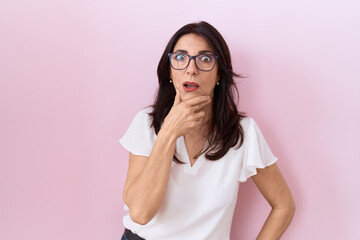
[199,55,212,62]
[174,54,186,61]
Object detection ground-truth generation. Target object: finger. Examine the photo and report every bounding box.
[192,111,207,124]
[192,111,206,119]
[173,88,181,105]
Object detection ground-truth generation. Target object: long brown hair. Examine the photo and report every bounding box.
[150,21,246,162]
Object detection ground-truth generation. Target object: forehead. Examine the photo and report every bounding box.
[173,33,213,53]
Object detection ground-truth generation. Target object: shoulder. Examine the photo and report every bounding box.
[134,106,153,118]
[120,106,156,156]
[131,106,154,125]
[238,116,267,145]
[124,106,155,135]
[239,116,257,132]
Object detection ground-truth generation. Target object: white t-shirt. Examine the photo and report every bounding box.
[119,107,278,240]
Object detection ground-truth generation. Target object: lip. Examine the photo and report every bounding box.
[183,81,199,92]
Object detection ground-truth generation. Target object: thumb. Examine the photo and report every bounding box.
[173,88,181,105]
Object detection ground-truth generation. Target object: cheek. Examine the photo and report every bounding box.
[205,73,218,87]
[202,75,217,95]
[171,71,183,88]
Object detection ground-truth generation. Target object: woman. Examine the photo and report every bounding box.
[120,21,295,240]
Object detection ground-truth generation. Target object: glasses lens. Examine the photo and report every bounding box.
[196,54,216,71]
[170,53,189,70]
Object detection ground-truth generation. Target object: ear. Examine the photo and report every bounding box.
[217,75,221,81]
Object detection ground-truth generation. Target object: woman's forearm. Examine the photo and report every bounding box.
[125,129,177,224]
[256,206,295,240]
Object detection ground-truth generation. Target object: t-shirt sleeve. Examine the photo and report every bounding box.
[119,108,156,157]
[238,118,278,182]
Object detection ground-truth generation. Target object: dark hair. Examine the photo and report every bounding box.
[150,21,246,162]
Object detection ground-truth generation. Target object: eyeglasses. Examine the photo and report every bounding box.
[168,53,219,72]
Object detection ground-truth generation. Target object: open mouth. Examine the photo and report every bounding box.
[183,82,199,92]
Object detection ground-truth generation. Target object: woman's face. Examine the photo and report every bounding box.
[170,33,220,101]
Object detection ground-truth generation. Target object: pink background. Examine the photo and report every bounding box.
[1,0,359,239]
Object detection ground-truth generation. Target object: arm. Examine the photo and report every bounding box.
[123,131,177,225]
[123,92,211,225]
[251,163,295,240]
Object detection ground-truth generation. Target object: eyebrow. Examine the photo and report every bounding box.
[174,49,215,54]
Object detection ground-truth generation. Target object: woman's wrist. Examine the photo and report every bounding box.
[158,127,178,142]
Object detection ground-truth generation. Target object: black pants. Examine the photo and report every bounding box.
[122,228,145,240]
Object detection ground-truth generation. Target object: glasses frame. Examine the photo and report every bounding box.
[168,53,219,72]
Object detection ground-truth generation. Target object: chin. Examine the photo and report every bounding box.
[180,91,203,101]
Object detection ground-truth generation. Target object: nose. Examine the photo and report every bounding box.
[186,57,199,76]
